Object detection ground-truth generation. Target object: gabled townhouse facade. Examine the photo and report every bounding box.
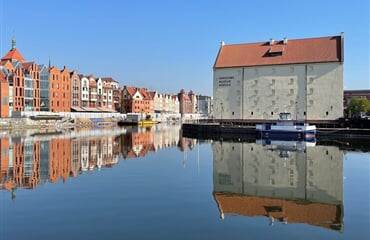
[80,75,89,108]
[122,86,153,113]
[49,66,71,112]
[70,70,81,110]
[213,34,344,122]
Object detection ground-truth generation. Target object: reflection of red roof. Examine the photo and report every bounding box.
[1,48,25,62]
[214,35,342,68]
[213,193,343,231]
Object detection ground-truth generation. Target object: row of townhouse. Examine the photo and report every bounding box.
[0,38,210,118]
[120,86,212,117]
[0,38,121,117]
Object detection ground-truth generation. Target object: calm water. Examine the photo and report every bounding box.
[0,125,369,240]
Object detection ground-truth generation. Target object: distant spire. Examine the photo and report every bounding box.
[48,57,51,68]
[11,36,16,50]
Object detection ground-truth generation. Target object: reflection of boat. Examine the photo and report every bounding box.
[256,112,316,140]
[256,139,316,152]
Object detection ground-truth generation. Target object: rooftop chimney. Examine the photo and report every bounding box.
[220,41,225,46]
[283,37,288,45]
[269,38,274,46]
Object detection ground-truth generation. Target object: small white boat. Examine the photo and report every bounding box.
[256,112,316,140]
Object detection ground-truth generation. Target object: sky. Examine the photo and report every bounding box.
[0,0,369,96]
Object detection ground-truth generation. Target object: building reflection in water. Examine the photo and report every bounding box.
[0,124,195,198]
[212,139,344,232]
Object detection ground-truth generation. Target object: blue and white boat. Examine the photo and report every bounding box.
[256,112,316,140]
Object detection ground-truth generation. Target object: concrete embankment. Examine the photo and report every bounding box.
[182,123,370,140]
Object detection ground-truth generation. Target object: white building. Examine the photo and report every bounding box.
[213,34,344,121]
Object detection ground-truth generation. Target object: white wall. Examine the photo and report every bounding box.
[213,62,343,121]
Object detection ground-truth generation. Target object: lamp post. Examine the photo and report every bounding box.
[220,102,223,125]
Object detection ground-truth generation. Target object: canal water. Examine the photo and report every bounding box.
[0,125,369,240]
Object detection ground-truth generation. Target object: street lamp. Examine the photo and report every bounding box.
[220,102,224,125]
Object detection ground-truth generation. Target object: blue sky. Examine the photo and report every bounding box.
[0,0,368,96]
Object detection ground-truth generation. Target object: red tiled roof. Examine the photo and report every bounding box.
[214,35,343,68]
[1,48,25,62]
[89,79,97,87]
[22,62,34,70]
[125,86,137,96]
[101,77,117,83]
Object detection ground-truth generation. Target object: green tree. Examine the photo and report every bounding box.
[347,97,370,118]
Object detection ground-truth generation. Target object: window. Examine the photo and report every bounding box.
[326,111,329,116]
[309,100,313,105]
[309,78,314,84]
[309,88,313,94]
[290,89,294,95]
[289,78,294,84]
[271,112,274,115]
[251,111,253,115]
[271,79,275,85]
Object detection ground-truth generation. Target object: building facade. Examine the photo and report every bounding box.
[70,70,81,110]
[49,66,71,112]
[178,89,196,116]
[0,69,9,117]
[121,86,153,114]
[343,89,370,109]
[39,65,50,111]
[213,34,344,122]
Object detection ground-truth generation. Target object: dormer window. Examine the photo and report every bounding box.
[268,44,284,56]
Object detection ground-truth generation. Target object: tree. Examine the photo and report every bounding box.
[347,97,370,118]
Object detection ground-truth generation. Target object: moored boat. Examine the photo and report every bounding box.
[256,112,316,140]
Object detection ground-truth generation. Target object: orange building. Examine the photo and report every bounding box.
[0,138,10,187]
[49,138,71,183]
[49,66,71,112]
[0,71,9,117]
[122,86,153,113]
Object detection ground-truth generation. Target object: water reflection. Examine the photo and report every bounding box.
[0,125,196,197]
[212,139,344,232]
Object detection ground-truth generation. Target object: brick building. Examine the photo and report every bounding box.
[122,86,153,113]
[178,89,196,116]
[49,66,71,112]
